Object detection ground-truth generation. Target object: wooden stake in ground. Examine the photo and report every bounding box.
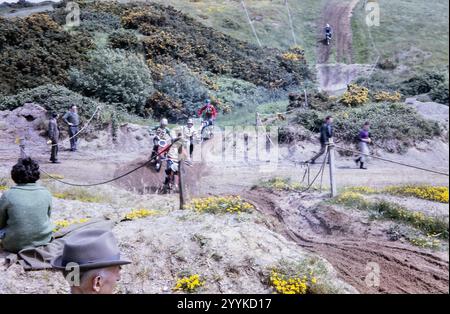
[178,160,186,210]
[328,139,337,197]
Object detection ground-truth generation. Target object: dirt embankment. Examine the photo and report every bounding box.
[245,188,449,294]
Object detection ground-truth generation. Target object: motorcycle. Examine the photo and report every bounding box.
[161,158,179,194]
[149,134,170,172]
[325,32,332,46]
[201,119,215,141]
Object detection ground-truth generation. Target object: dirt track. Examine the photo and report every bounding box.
[317,0,359,64]
[245,188,449,294]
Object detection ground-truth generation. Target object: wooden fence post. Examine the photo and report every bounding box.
[179,161,186,210]
[328,139,337,197]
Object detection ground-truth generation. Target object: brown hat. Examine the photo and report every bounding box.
[51,229,131,270]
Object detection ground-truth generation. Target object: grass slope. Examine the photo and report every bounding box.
[352,0,449,74]
[148,0,326,63]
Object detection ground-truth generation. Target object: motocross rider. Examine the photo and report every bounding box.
[149,118,172,168]
[164,128,188,186]
[198,99,218,136]
[325,23,333,40]
[183,118,198,159]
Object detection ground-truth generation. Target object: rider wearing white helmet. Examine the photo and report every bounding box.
[325,24,333,36]
[149,118,173,166]
[183,118,198,159]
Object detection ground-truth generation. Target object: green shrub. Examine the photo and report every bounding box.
[155,64,208,115]
[0,14,93,95]
[79,10,122,33]
[334,194,449,239]
[108,29,141,51]
[295,103,441,152]
[429,81,449,104]
[400,70,448,98]
[145,91,187,121]
[69,49,154,116]
[212,77,283,111]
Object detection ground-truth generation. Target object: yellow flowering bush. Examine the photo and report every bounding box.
[335,191,369,209]
[345,186,377,194]
[269,270,317,294]
[186,196,254,214]
[383,186,449,203]
[262,178,308,192]
[408,235,441,249]
[53,190,103,203]
[123,209,158,221]
[282,52,302,62]
[374,91,402,103]
[0,185,8,191]
[173,274,205,293]
[53,218,90,232]
[340,84,369,107]
[281,46,305,62]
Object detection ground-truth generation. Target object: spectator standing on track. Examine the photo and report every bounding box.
[63,105,80,152]
[308,116,333,164]
[354,122,372,170]
[48,112,61,164]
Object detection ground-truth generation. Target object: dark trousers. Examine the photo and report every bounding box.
[310,142,329,163]
[69,126,79,151]
[50,140,59,162]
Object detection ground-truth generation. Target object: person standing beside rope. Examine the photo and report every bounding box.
[354,122,372,170]
[308,116,333,164]
[63,105,80,152]
[48,112,61,164]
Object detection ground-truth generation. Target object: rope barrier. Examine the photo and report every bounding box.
[240,0,262,48]
[284,0,297,46]
[334,144,449,177]
[31,139,181,187]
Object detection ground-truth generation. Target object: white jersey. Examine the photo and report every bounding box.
[183,125,198,138]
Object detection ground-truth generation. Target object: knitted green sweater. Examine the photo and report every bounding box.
[0,183,54,253]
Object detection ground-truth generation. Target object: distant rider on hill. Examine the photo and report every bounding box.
[198,99,218,136]
[325,23,333,41]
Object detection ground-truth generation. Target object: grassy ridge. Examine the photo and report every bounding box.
[352,0,449,74]
[148,0,326,63]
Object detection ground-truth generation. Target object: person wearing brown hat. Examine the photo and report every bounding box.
[52,229,131,294]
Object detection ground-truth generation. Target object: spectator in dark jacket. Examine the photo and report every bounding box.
[48,112,60,164]
[308,116,333,164]
[63,105,80,152]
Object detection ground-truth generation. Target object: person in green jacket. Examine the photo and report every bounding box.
[0,158,54,253]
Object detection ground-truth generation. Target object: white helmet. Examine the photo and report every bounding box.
[187,118,194,125]
[160,118,168,127]
[326,24,330,28]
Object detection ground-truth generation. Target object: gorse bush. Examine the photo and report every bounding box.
[69,49,155,116]
[108,29,141,51]
[340,84,369,107]
[295,103,441,152]
[400,70,447,97]
[119,3,311,88]
[0,14,93,95]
